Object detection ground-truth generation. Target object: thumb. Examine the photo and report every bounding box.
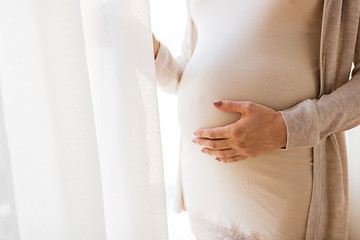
[213,100,252,114]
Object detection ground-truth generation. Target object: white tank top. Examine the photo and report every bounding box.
[176,0,324,239]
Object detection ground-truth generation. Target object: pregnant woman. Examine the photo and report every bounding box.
[152,0,360,239]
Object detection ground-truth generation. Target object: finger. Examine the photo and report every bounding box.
[193,138,231,150]
[213,100,254,115]
[216,155,248,163]
[194,126,229,139]
[202,148,239,158]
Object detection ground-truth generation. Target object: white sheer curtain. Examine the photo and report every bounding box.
[0,0,168,239]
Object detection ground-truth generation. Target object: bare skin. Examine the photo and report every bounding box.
[152,33,160,59]
[152,36,287,163]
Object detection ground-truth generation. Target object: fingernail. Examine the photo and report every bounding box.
[193,131,198,136]
[213,101,222,107]
[201,149,205,153]
[192,139,196,143]
[215,158,220,161]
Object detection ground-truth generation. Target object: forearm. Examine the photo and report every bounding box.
[153,7,198,95]
[279,71,360,150]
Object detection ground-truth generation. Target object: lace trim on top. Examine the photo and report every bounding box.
[189,214,270,240]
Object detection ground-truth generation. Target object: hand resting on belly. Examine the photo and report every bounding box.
[192,100,287,163]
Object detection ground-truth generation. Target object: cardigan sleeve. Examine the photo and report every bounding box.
[153,5,197,95]
[278,17,360,150]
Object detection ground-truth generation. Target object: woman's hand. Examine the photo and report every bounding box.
[192,100,287,163]
[152,33,160,59]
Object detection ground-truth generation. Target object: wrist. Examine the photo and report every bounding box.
[153,40,160,59]
[276,112,287,149]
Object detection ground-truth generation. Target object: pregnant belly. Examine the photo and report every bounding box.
[177,52,320,142]
[176,54,316,239]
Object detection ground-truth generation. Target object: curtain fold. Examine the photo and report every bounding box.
[0,0,168,239]
[0,76,20,240]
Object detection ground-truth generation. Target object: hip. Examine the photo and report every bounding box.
[179,141,313,240]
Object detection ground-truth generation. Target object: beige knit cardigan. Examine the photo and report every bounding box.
[154,0,360,239]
